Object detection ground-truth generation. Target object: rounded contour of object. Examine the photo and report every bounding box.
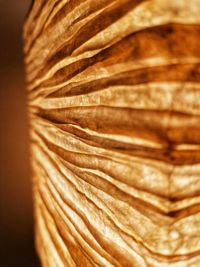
[24,0,200,266]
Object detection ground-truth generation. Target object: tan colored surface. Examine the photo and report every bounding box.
[24,0,200,266]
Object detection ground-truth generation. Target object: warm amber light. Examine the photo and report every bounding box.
[24,0,200,266]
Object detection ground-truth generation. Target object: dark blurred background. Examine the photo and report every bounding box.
[0,1,39,266]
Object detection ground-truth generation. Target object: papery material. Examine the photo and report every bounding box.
[24,0,200,266]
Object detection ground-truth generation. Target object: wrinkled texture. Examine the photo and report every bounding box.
[24,0,200,266]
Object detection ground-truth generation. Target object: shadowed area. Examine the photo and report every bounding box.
[0,1,39,266]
